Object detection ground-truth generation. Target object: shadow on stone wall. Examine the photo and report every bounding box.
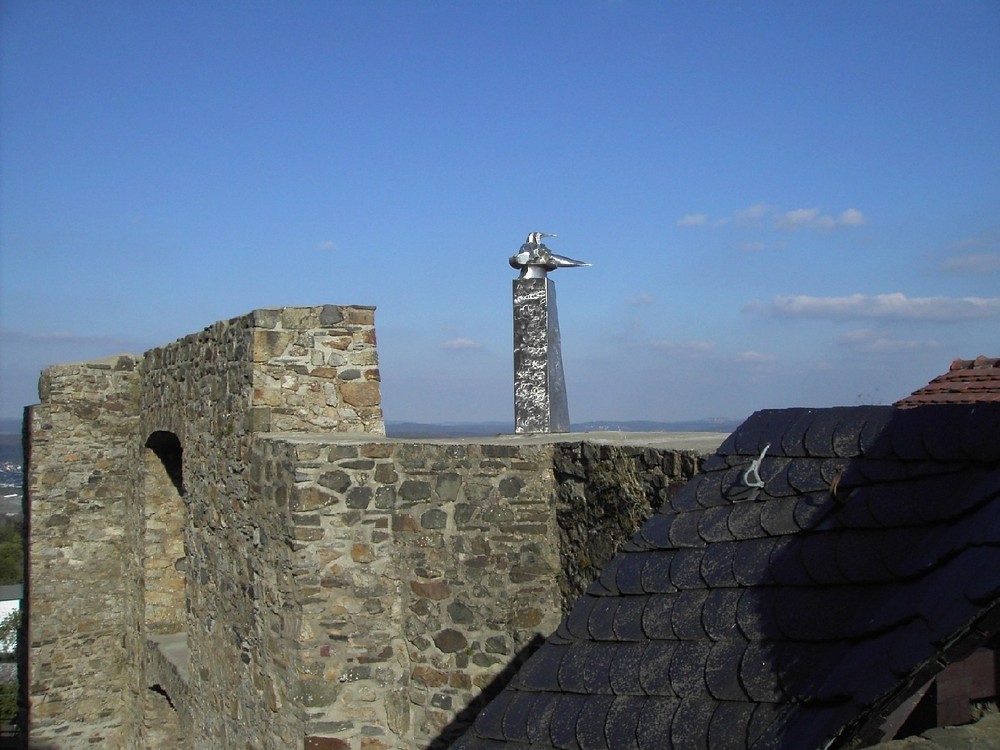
[553,443,702,613]
[428,634,546,749]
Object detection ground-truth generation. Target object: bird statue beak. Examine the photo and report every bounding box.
[539,233,557,238]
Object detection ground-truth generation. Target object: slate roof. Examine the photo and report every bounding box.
[454,404,1000,749]
[896,356,1000,408]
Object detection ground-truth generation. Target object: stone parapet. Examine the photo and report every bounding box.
[25,307,384,749]
[24,306,723,750]
[25,355,143,748]
[252,432,714,749]
[140,305,383,438]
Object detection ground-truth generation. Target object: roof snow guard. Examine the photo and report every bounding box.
[897,356,1000,408]
[454,404,1000,749]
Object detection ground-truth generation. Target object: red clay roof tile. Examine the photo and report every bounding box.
[896,354,1000,408]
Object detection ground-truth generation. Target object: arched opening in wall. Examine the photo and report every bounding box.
[143,431,187,634]
[143,684,184,747]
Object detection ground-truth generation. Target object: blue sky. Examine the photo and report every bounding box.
[1,1,998,424]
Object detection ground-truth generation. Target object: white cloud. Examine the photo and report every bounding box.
[838,208,866,226]
[648,340,714,356]
[776,207,820,228]
[744,292,1000,321]
[441,338,483,350]
[949,230,999,251]
[626,293,655,306]
[836,329,932,352]
[774,207,837,231]
[316,240,337,250]
[676,213,708,227]
[941,252,1000,273]
[735,351,777,364]
[696,203,867,231]
[734,203,771,226]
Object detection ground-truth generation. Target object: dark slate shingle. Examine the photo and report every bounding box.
[457,404,1000,749]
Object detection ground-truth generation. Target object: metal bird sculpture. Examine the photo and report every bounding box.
[509,232,590,278]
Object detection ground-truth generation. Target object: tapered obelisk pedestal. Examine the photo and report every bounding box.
[513,277,570,433]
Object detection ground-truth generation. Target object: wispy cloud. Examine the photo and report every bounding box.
[773,207,865,230]
[744,292,1000,321]
[678,204,866,231]
[941,252,1000,273]
[948,230,999,251]
[838,208,866,226]
[774,208,836,230]
[626,293,655,306]
[316,240,337,251]
[735,351,777,364]
[441,338,483,350]
[648,339,715,356]
[676,213,708,227]
[735,203,772,226]
[836,329,934,353]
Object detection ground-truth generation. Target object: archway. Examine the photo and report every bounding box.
[142,431,186,634]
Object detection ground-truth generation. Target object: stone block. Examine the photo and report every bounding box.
[361,443,394,458]
[420,508,447,529]
[340,381,380,408]
[374,463,397,485]
[346,487,373,509]
[251,309,281,329]
[411,666,448,687]
[319,470,351,493]
[499,476,525,497]
[373,486,396,509]
[319,305,345,326]
[433,629,468,653]
[410,580,450,601]
[398,480,432,503]
[252,330,294,362]
[294,526,325,541]
[305,737,350,750]
[345,307,376,325]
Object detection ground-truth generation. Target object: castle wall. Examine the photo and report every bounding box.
[24,355,143,748]
[552,442,701,612]
[252,434,703,749]
[26,306,384,749]
[137,306,383,748]
[24,306,712,750]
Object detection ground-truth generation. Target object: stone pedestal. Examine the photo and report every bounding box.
[513,277,570,433]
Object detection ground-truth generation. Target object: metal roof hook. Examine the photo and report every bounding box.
[743,443,770,489]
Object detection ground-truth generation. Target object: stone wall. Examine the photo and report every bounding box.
[253,437,562,748]
[24,307,717,750]
[134,306,383,748]
[252,434,706,749]
[553,442,702,612]
[25,306,384,749]
[24,355,142,747]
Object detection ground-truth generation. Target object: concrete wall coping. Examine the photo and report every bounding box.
[257,430,730,453]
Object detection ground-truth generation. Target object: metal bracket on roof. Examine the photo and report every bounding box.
[742,443,770,490]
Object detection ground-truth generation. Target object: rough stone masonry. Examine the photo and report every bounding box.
[22,306,718,749]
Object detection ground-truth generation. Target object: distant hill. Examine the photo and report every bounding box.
[0,436,20,467]
[574,418,742,433]
[386,422,514,438]
[0,417,741,444]
[385,418,742,439]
